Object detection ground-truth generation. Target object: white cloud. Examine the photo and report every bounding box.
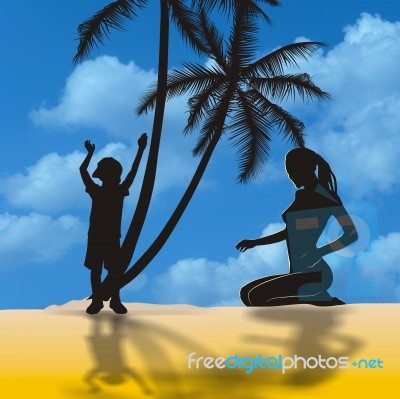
[0,151,84,213]
[30,55,188,138]
[153,223,288,305]
[0,141,195,213]
[124,273,148,292]
[0,143,132,213]
[294,13,400,197]
[30,56,155,137]
[0,213,85,268]
[355,232,400,302]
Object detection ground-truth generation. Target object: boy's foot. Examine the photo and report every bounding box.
[110,300,128,314]
[86,301,104,315]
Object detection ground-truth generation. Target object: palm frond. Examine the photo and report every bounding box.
[226,3,259,71]
[169,0,211,57]
[244,41,326,77]
[185,81,228,135]
[73,0,148,64]
[247,88,305,147]
[192,0,280,19]
[193,109,222,156]
[197,9,227,69]
[193,95,233,156]
[136,63,225,115]
[249,73,331,102]
[244,1,275,24]
[228,89,272,182]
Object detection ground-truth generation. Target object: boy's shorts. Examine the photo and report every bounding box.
[84,235,121,271]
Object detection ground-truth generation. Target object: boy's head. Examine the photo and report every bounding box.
[92,157,122,184]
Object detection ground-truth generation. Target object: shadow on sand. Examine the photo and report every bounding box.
[58,310,268,399]
[242,306,364,386]
[55,305,364,398]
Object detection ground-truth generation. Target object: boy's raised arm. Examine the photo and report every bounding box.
[80,140,96,189]
[121,133,147,190]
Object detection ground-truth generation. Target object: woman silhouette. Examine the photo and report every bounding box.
[236,148,358,306]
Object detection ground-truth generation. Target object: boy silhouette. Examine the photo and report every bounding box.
[80,133,147,314]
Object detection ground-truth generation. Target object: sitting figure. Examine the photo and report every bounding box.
[236,147,358,306]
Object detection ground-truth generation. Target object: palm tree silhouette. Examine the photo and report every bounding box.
[74,0,281,298]
[74,0,202,270]
[106,1,330,294]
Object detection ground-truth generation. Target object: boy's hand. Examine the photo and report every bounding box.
[138,133,147,150]
[84,140,95,154]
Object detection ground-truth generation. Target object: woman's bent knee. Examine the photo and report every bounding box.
[240,285,252,306]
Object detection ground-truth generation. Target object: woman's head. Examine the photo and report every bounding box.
[285,148,337,193]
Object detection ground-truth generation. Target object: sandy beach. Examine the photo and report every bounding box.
[0,301,399,398]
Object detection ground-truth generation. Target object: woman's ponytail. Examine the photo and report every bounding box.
[316,154,337,194]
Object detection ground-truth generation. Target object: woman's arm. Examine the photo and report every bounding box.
[236,228,287,252]
[318,212,358,257]
[300,207,358,268]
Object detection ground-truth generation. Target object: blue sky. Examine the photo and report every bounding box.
[1,1,400,309]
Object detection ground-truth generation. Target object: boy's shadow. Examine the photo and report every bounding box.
[63,310,257,399]
[84,314,154,395]
[243,306,364,386]
[83,313,191,398]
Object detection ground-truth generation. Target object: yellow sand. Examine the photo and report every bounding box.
[0,302,399,398]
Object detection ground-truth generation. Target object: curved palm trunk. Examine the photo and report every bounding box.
[99,128,222,298]
[120,0,170,266]
[97,0,170,298]
[100,94,233,297]
[120,128,221,288]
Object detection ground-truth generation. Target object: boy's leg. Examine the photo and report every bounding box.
[85,236,104,315]
[90,265,102,297]
[109,267,127,314]
[106,239,128,314]
[110,293,127,314]
[87,265,104,314]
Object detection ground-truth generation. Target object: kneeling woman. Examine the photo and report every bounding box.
[236,148,358,306]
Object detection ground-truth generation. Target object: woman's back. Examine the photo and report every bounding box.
[283,184,342,273]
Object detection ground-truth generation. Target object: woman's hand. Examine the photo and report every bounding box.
[299,249,321,268]
[236,239,256,252]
